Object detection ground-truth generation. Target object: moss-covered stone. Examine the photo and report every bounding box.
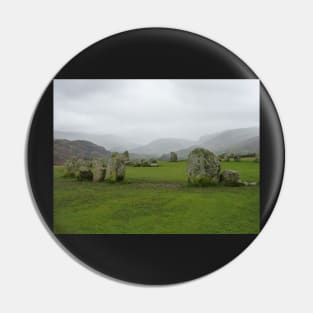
[105,155,125,182]
[224,153,230,162]
[77,166,93,181]
[122,150,129,161]
[64,158,88,177]
[64,159,77,177]
[92,167,106,182]
[91,159,106,182]
[187,148,220,186]
[220,169,241,186]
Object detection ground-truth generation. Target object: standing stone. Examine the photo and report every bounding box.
[77,166,93,181]
[234,154,241,162]
[64,159,77,177]
[105,155,125,182]
[111,152,119,158]
[92,159,106,182]
[93,167,106,182]
[187,148,221,186]
[170,152,178,162]
[220,169,241,186]
[122,150,129,161]
[224,153,230,162]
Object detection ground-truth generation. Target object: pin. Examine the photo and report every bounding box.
[27,28,285,285]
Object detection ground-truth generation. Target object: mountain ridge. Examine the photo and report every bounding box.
[54,139,111,165]
[54,127,259,162]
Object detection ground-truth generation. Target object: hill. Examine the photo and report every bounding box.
[54,139,111,165]
[176,127,259,159]
[54,127,259,161]
[54,131,138,152]
[130,138,195,155]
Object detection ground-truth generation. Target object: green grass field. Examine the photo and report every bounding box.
[54,160,259,234]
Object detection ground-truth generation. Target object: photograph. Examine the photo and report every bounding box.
[53,79,260,234]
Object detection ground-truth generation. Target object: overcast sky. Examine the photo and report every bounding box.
[54,79,259,144]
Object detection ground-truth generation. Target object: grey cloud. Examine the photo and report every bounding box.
[54,79,259,144]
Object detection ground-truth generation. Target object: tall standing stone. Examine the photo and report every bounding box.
[187,148,220,186]
[92,159,106,182]
[105,155,125,182]
[170,152,178,162]
[122,150,129,160]
[64,159,77,177]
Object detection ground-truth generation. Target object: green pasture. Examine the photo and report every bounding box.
[54,160,259,234]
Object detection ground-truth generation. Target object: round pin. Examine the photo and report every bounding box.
[27,28,284,285]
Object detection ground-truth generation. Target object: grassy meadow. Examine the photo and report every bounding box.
[54,159,259,234]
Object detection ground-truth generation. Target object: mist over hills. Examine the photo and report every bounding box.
[54,127,259,163]
[54,131,139,152]
[129,138,195,156]
[130,127,258,158]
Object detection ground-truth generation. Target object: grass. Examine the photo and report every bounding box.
[54,160,259,234]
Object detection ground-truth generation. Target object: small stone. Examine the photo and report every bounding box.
[234,154,241,162]
[224,153,230,162]
[220,169,241,186]
[243,181,257,186]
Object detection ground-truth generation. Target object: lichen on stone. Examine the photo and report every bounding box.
[187,148,221,186]
[220,169,241,186]
[105,155,125,182]
[77,166,93,181]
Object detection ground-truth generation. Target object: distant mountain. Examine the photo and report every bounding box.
[54,139,110,165]
[54,127,259,162]
[54,131,138,152]
[225,135,259,155]
[199,127,259,152]
[130,138,195,156]
[176,127,259,159]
